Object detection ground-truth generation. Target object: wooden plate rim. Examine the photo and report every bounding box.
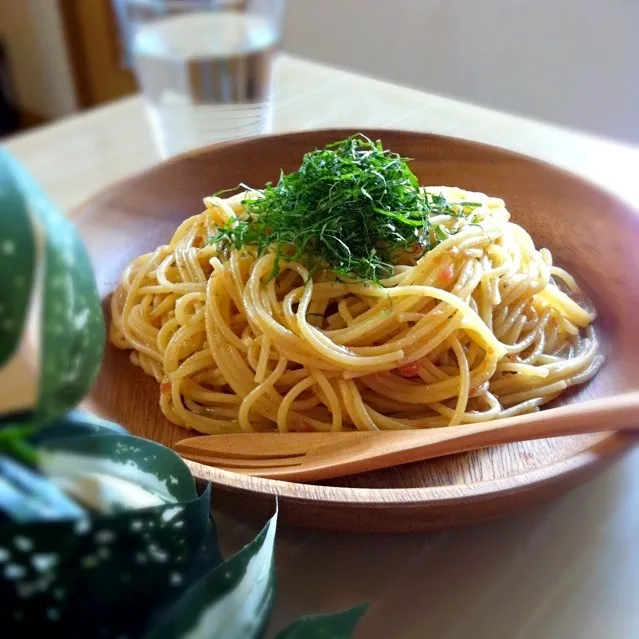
[73,127,639,223]
[184,434,633,504]
[76,128,638,514]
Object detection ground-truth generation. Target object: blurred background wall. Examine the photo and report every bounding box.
[0,0,637,144]
[283,0,639,144]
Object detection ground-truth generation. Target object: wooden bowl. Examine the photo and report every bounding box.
[78,129,639,533]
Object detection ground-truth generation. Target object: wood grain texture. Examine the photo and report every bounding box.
[172,393,639,481]
[77,129,639,532]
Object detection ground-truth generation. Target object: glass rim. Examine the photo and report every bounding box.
[119,0,261,8]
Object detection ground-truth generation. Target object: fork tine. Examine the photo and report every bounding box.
[179,453,304,470]
[175,447,305,461]
[173,432,318,459]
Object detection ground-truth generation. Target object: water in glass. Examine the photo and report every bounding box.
[132,10,279,157]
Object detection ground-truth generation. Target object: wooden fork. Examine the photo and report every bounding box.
[173,392,639,482]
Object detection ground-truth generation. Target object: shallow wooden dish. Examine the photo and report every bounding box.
[78,129,638,533]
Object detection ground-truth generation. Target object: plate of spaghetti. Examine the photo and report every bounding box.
[79,129,639,532]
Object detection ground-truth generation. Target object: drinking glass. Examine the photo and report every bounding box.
[114,0,285,157]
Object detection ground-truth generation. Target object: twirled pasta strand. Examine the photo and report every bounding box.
[110,186,602,434]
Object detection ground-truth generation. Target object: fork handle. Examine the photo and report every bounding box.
[329,391,639,473]
[176,392,639,482]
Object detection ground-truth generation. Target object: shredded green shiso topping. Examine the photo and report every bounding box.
[210,134,480,282]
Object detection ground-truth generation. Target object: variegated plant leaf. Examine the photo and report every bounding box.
[0,152,36,370]
[0,481,219,637]
[32,410,129,445]
[38,434,197,510]
[0,152,105,425]
[146,509,277,639]
[1,413,125,522]
[0,455,85,523]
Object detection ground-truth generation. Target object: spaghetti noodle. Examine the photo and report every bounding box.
[110,179,602,434]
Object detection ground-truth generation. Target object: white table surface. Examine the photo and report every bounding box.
[4,54,639,639]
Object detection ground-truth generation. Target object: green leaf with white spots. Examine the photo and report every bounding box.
[0,152,105,425]
[0,481,220,637]
[38,434,197,511]
[145,509,277,639]
[1,413,127,522]
[0,455,86,522]
[274,603,370,639]
[0,151,36,369]
[32,410,129,445]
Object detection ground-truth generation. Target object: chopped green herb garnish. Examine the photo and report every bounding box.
[210,134,472,282]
